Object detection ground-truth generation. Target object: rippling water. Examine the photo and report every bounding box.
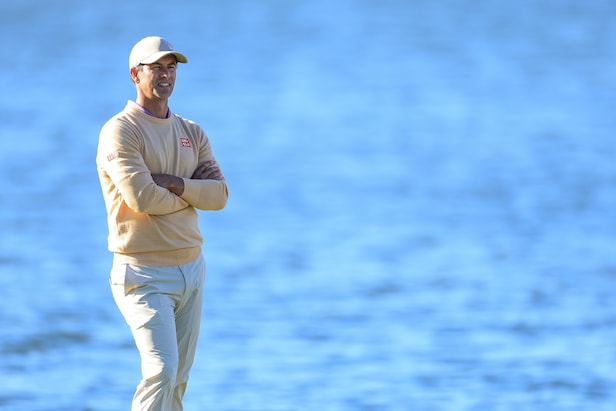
[1,0,616,410]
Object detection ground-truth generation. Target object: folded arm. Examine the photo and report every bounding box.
[151,159,228,211]
[183,160,229,210]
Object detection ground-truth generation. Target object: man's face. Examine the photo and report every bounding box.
[133,54,178,100]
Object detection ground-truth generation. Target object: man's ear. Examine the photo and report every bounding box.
[130,67,140,83]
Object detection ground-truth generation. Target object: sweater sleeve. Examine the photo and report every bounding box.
[99,118,190,215]
[181,178,229,210]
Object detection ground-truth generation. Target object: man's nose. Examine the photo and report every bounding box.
[159,67,172,76]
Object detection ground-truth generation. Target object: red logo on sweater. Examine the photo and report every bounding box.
[107,151,120,162]
[180,138,191,147]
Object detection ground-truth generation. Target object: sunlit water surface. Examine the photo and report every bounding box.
[1,0,616,410]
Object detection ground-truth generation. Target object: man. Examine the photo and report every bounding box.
[96,36,228,411]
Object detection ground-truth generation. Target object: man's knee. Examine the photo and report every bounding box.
[160,361,179,387]
[142,357,179,389]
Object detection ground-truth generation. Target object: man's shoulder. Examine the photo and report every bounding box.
[172,112,198,126]
[172,113,206,136]
[99,106,144,142]
[102,112,136,132]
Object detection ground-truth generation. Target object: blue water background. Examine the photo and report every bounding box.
[1,0,616,410]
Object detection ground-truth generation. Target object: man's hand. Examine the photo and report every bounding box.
[151,174,185,196]
[192,160,224,181]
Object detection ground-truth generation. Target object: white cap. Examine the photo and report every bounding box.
[129,36,188,68]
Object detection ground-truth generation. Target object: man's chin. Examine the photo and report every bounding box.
[155,88,174,98]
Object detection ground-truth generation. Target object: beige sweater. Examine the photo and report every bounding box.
[96,102,228,266]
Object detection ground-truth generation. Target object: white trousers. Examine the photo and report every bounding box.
[109,255,206,411]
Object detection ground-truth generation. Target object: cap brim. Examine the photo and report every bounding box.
[140,51,188,65]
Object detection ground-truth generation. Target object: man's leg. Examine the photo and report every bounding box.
[172,256,206,409]
[110,263,185,411]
